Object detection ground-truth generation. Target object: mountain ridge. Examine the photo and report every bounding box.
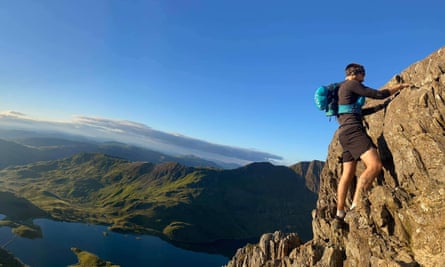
[290,160,324,193]
[0,113,283,166]
[0,136,228,169]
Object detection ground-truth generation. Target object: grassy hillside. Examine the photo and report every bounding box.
[69,247,120,267]
[0,153,317,246]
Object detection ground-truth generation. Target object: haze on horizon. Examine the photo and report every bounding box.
[0,110,284,166]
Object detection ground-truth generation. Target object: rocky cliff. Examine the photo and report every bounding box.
[225,46,445,267]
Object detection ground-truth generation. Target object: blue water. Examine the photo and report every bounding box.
[0,217,229,267]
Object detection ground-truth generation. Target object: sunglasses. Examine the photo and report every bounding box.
[354,69,365,75]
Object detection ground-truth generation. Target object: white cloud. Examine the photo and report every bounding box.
[0,110,29,119]
[0,111,283,165]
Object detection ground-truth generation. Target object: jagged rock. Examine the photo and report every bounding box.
[226,46,445,267]
[225,231,302,267]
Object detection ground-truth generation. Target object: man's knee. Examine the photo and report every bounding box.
[361,148,383,174]
[368,160,382,176]
[374,160,383,172]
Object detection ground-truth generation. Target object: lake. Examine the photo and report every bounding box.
[0,216,230,267]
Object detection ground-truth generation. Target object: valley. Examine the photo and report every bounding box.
[0,134,321,265]
[0,152,317,244]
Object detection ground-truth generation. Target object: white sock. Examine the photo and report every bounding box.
[336,209,346,219]
[350,203,357,210]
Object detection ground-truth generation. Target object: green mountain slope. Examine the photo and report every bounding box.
[0,153,317,246]
[290,160,324,193]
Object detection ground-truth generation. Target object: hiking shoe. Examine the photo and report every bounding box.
[332,216,348,231]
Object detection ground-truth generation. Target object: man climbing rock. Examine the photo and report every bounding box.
[333,63,410,228]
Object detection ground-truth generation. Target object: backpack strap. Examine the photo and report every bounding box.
[338,96,366,114]
[338,103,362,114]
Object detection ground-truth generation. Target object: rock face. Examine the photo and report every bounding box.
[226,46,445,266]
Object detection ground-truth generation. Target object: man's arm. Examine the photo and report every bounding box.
[361,82,410,116]
[354,83,410,99]
[362,98,392,116]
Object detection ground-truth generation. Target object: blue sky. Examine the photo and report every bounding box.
[0,0,444,165]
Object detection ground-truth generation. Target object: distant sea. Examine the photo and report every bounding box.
[0,216,228,267]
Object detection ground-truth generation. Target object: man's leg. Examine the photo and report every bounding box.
[337,160,357,218]
[352,147,383,207]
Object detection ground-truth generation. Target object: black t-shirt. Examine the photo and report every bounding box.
[337,80,391,126]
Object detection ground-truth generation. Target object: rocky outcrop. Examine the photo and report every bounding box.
[225,231,303,267]
[226,46,445,266]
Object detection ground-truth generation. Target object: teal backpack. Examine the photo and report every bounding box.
[314,82,365,117]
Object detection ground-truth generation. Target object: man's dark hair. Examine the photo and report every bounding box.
[345,63,365,76]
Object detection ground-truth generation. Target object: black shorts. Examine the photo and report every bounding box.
[338,124,375,162]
